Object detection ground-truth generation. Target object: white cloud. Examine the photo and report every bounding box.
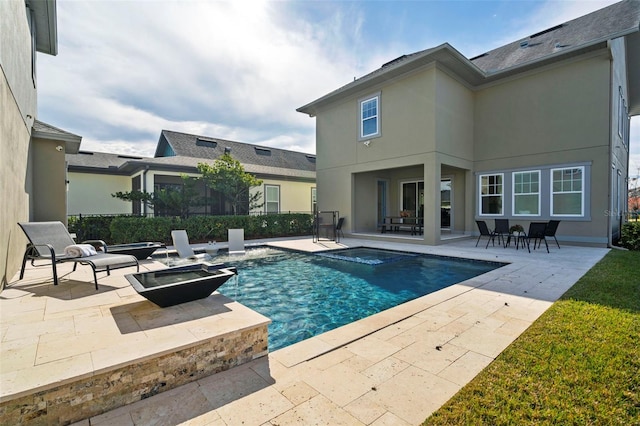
[38,0,365,156]
[38,0,638,164]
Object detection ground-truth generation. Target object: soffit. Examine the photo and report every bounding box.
[626,31,640,116]
[27,0,57,56]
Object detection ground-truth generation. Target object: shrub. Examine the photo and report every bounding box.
[87,213,314,245]
[73,215,121,242]
[619,221,640,251]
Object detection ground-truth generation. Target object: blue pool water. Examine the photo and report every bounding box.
[214,247,503,351]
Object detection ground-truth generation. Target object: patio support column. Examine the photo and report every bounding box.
[465,169,475,235]
[423,154,440,244]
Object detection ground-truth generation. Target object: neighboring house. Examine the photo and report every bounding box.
[1,0,81,286]
[630,187,640,218]
[66,129,316,216]
[297,0,639,246]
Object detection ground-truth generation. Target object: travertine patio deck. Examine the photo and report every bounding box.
[0,237,608,425]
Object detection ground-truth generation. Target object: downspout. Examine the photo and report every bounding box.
[142,166,149,216]
[607,40,613,248]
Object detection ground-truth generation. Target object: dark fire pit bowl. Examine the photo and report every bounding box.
[107,242,164,260]
[125,263,237,307]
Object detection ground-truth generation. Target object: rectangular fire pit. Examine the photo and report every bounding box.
[107,242,164,260]
[126,263,237,307]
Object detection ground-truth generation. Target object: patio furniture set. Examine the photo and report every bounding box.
[16,221,237,307]
[475,219,561,253]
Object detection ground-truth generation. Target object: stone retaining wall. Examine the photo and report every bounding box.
[0,325,268,425]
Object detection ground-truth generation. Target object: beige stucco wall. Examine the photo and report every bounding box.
[314,66,476,242]
[435,70,475,160]
[31,138,68,222]
[313,46,621,245]
[474,53,612,244]
[254,179,315,214]
[609,37,630,243]
[67,172,132,215]
[0,1,38,287]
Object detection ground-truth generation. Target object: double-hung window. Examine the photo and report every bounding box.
[360,94,380,139]
[513,171,540,216]
[265,185,280,213]
[479,173,503,215]
[551,167,584,216]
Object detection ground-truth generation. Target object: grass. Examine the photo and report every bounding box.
[424,249,640,425]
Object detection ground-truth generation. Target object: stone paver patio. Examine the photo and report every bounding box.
[0,237,609,425]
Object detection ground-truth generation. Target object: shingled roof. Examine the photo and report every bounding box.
[156,130,316,173]
[298,0,640,116]
[32,120,82,154]
[470,0,640,73]
[67,130,316,180]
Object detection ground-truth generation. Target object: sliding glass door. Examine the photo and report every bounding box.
[401,181,424,217]
[441,178,452,229]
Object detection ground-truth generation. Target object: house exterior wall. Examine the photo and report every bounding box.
[314,65,477,242]
[474,53,612,244]
[312,41,628,246]
[315,67,442,235]
[253,179,315,214]
[0,1,38,286]
[65,168,315,216]
[67,172,132,215]
[609,37,631,243]
[31,138,67,222]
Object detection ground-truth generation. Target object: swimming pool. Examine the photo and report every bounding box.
[210,247,503,351]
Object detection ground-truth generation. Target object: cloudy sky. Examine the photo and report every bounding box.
[37,0,638,177]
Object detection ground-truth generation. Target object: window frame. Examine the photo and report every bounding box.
[617,87,624,139]
[358,93,381,140]
[311,187,317,214]
[550,166,585,217]
[512,170,541,216]
[479,173,504,216]
[264,184,280,214]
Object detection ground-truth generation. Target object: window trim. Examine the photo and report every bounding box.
[264,184,280,214]
[358,93,381,140]
[550,166,585,217]
[512,170,541,216]
[479,173,504,216]
[311,187,317,214]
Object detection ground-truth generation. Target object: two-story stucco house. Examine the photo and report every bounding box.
[298,0,639,247]
[66,129,316,217]
[1,0,82,287]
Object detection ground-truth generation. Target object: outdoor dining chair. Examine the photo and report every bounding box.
[543,220,561,249]
[494,219,510,247]
[475,220,502,248]
[525,222,550,253]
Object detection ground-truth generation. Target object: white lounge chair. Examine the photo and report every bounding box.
[228,229,245,255]
[171,230,206,260]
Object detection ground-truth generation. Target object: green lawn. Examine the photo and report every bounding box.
[424,249,640,425]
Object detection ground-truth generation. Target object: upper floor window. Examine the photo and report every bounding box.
[551,167,584,216]
[479,173,503,215]
[618,87,624,139]
[513,171,540,216]
[360,94,380,139]
[265,185,280,213]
